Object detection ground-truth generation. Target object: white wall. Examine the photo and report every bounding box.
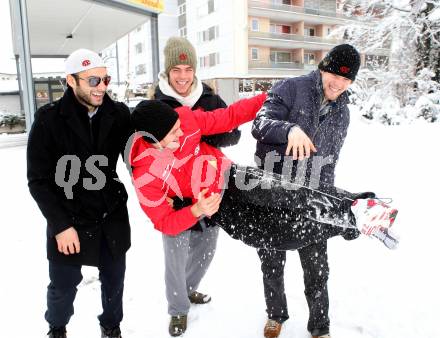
[185,0,248,80]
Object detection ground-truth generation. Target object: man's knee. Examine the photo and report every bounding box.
[258,249,286,279]
[49,261,83,290]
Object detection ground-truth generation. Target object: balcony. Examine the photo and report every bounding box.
[249,30,340,50]
[248,0,354,24]
[249,61,304,69]
[248,60,316,77]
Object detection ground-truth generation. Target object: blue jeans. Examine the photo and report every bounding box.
[45,239,126,329]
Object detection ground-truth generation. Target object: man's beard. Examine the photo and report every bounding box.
[76,88,103,110]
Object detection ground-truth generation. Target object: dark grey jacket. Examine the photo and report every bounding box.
[252,70,350,186]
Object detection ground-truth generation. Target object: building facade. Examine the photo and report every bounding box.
[179,0,388,80]
[104,0,389,102]
[102,0,178,93]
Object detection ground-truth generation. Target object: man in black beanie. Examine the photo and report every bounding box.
[130,73,398,338]
[252,44,361,338]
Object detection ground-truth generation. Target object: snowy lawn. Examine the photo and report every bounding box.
[0,115,439,338]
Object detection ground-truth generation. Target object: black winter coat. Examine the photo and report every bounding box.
[252,70,350,186]
[27,87,132,266]
[154,82,241,231]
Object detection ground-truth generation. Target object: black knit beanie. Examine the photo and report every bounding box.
[131,100,179,143]
[318,44,360,81]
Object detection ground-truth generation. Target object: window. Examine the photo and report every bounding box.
[251,48,259,60]
[135,43,143,54]
[179,3,186,15]
[208,0,215,13]
[251,19,259,31]
[200,52,220,68]
[270,24,291,34]
[209,53,218,67]
[327,28,331,35]
[270,51,291,63]
[178,2,187,29]
[197,0,216,17]
[179,27,187,37]
[135,64,147,75]
[304,27,315,37]
[178,13,186,28]
[304,53,315,64]
[197,25,219,43]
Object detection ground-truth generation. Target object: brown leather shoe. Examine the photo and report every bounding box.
[264,319,282,338]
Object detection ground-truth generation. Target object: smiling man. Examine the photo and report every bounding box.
[251,44,362,338]
[151,36,241,337]
[27,49,131,338]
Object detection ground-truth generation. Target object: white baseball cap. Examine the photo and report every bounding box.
[64,48,106,76]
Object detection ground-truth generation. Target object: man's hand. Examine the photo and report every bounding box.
[55,227,80,255]
[191,188,222,218]
[286,126,317,160]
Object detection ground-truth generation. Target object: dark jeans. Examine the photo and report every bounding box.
[45,239,126,329]
[258,243,330,335]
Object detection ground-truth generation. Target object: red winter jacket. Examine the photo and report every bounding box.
[130,93,266,236]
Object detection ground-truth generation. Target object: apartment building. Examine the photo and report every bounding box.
[180,0,388,81]
[247,0,352,77]
[105,0,388,101]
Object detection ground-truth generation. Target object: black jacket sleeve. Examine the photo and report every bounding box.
[27,109,72,236]
[201,95,242,147]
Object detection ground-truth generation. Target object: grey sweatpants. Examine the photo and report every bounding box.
[162,225,219,316]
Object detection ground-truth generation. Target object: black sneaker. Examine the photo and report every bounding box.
[169,315,187,337]
[188,291,211,304]
[47,327,67,338]
[100,325,122,338]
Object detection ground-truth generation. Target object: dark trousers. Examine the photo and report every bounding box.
[210,165,365,336]
[45,239,126,329]
[257,243,330,335]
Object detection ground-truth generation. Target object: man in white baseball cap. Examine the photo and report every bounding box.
[27,48,132,338]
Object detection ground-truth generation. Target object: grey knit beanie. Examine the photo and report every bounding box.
[164,37,197,75]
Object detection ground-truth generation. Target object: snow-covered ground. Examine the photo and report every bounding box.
[1,114,439,338]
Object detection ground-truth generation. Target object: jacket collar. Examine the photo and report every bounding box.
[157,72,204,108]
[154,82,213,108]
[59,87,116,151]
